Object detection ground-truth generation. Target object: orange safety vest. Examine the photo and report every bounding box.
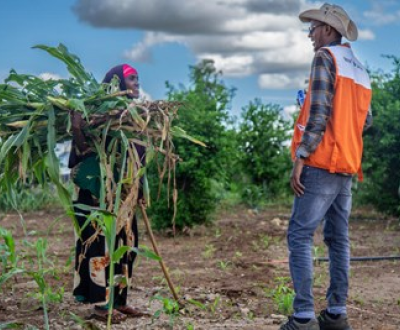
[291,44,372,180]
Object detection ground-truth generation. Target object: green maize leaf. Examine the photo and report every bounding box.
[67,98,88,119]
[187,299,206,310]
[112,246,131,263]
[0,322,29,329]
[102,213,116,246]
[47,96,70,111]
[171,126,206,147]
[0,268,24,287]
[113,133,128,214]
[142,173,150,206]
[5,120,29,128]
[0,124,30,168]
[145,144,155,165]
[33,44,99,92]
[127,103,145,128]
[21,140,30,181]
[113,275,128,288]
[132,246,162,261]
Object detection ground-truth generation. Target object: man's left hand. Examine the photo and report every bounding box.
[290,158,305,197]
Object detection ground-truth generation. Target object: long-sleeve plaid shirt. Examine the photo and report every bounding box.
[296,43,373,159]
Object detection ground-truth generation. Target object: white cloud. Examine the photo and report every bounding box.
[358,29,375,41]
[39,72,62,81]
[258,73,306,89]
[72,0,373,90]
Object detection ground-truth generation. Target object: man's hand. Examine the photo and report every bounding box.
[290,158,305,197]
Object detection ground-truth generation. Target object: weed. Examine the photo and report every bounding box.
[234,251,243,258]
[314,272,327,288]
[353,295,365,306]
[186,322,195,330]
[260,235,272,249]
[202,244,216,259]
[216,260,232,270]
[151,294,180,329]
[265,277,295,315]
[209,295,221,315]
[313,245,326,259]
[251,240,260,252]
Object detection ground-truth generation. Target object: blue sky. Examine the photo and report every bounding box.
[1,0,400,117]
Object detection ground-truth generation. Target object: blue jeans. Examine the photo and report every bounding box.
[287,166,352,319]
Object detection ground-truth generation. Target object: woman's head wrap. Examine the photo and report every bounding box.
[102,64,138,97]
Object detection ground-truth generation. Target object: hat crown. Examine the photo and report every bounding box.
[299,3,358,41]
[322,3,351,29]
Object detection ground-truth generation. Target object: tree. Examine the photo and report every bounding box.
[360,56,400,216]
[147,60,236,230]
[238,99,292,196]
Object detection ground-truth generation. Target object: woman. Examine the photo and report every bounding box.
[69,64,146,322]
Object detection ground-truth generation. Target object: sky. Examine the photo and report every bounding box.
[1,0,400,118]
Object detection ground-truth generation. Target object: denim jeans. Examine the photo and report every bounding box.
[287,166,352,319]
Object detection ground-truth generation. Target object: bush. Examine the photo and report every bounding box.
[360,56,400,216]
[147,60,236,230]
[238,99,293,197]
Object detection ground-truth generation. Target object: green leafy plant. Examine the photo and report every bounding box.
[216,260,232,270]
[148,59,236,230]
[238,99,292,198]
[266,277,295,315]
[151,294,181,329]
[0,235,64,330]
[0,227,17,271]
[202,244,216,259]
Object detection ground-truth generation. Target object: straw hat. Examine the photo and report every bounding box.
[299,3,358,41]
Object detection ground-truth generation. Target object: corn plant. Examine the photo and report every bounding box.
[265,277,295,315]
[0,227,17,271]
[0,233,64,330]
[151,294,181,329]
[0,43,203,329]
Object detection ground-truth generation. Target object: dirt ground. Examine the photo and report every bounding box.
[0,204,400,330]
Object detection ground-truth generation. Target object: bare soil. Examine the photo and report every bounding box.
[0,204,399,329]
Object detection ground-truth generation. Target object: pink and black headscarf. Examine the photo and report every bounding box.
[102,64,138,99]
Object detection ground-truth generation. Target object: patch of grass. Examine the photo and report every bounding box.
[0,184,71,212]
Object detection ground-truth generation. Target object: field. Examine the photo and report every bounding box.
[1,204,400,330]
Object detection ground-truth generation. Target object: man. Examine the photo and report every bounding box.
[281,3,372,330]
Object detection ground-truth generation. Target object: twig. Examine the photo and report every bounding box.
[139,201,180,303]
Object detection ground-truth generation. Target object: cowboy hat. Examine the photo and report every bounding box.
[299,3,358,41]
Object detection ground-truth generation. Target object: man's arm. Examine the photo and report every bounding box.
[291,49,335,196]
[295,49,336,159]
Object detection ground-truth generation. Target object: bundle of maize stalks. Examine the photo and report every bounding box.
[0,44,203,230]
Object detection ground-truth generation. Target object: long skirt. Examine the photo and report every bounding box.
[72,189,139,306]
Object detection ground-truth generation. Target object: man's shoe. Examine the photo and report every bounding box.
[280,316,320,330]
[318,310,352,330]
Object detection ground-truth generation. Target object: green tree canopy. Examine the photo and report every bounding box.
[238,99,292,196]
[148,60,236,230]
[361,56,400,216]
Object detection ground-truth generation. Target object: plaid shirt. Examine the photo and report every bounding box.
[296,43,373,159]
